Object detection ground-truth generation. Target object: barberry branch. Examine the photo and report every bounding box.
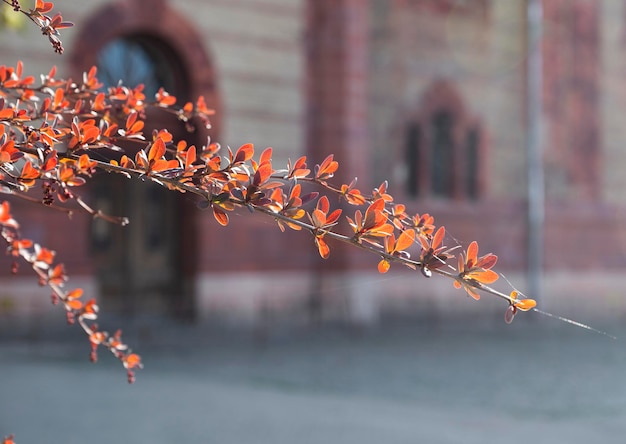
[0,1,541,387]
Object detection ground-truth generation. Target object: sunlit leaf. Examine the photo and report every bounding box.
[212,205,229,226]
[315,236,330,259]
[123,353,142,370]
[378,259,390,273]
[234,143,254,164]
[514,298,537,311]
[395,229,415,252]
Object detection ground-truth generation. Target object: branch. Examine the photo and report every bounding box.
[0,203,142,383]
[0,59,543,383]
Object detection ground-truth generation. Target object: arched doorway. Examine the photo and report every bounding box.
[69,0,221,320]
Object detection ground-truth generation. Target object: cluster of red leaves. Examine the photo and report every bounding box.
[0,58,538,372]
[2,0,73,54]
[0,200,141,383]
[0,1,538,385]
[453,241,499,300]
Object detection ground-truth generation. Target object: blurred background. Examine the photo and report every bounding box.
[1,0,626,442]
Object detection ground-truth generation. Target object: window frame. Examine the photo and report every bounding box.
[403,80,486,201]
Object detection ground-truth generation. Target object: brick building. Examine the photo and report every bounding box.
[1,0,626,328]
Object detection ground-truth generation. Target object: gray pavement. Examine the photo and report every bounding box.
[1,319,626,443]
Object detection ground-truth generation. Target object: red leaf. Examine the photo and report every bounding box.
[234,143,254,164]
[66,299,83,310]
[326,208,342,225]
[148,137,166,162]
[253,162,273,186]
[0,109,13,119]
[66,288,83,300]
[378,259,391,273]
[259,147,273,165]
[466,241,479,267]
[123,353,142,370]
[36,0,54,13]
[315,154,339,180]
[432,226,445,250]
[317,196,330,213]
[212,206,229,226]
[395,229,415,252]
[315,236,330,259]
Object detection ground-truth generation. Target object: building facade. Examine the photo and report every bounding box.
[1,0,626,328]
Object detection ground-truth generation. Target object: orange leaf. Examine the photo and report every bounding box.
[432,226,445,249]
[123,353,142,370]
[466,241,479,267]
[253,162,273,186]
[395,229,415,252]
[326,208,342,225]
[82,126,100,144]
[311,208,326,228]
[20,160,39,181]
[0,108,14,119]
[129,120,144,135]
[378,259,391,273]
[0,201,17,228]
[316,154,339,180]
[66,299,83,310]
[77,154,97,173]
[315,236,330,259]
[212,206,229,226]
[90,331,106,345]
[66,288,83,300]
[234,143,254,164]
[514,298,537,311]
[184,145,197,169]
[466,269,499,285]
[35,247,55,265]
[83,298,99,315]
[48,263,66,285]
[148,137,167,162]
[317,195,330,213]
[125,112,138,131]
[259,147,273,165]
[36,0,54,13]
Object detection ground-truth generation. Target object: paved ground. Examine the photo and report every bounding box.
[1,318,626,444]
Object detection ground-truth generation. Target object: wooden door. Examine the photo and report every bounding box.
[90,173,190,318]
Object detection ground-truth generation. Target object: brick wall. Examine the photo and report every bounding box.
[368,0,527,200]
[543,0,601,201]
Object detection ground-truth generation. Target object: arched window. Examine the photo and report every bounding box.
[96,35,188,99]
[405,81,485,200]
